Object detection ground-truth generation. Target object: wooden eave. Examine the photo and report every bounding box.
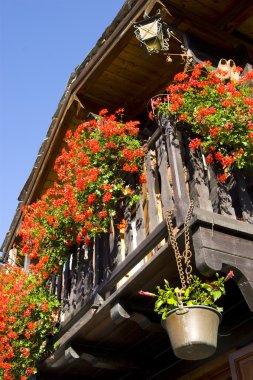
[2,0,253,253]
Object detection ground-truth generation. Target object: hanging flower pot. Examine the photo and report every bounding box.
[162,305,222,360]
[139,204,235,361]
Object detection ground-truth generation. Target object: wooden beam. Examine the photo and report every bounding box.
[191,210,253,311]
[216,0,253,32]
[65,346,138,370]
[110,302,161,332]
[229,342,253,380]
[162,117,189,225]
[100,220,168,296]
[163,0,253,50]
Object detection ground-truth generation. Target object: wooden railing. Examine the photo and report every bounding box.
[49,116,253,327]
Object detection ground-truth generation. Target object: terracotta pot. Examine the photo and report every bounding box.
[162,305,222,360]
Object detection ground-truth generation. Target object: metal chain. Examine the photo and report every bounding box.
[183,200,195,286]
[165,209,187,290]
[165,200,195,290]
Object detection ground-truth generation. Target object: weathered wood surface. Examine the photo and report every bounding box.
[135,199,146,244]
[162,117,190,225]
[234,170,253,224]
[124,204,133,256]
[192,220,253,311]
[184,138,213,212]
[55,125,253,325]
[145,151,159,232]
[217,180,236,218]
[156,136,174,216]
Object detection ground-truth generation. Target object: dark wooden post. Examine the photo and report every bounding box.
[145,151,159,232]
[68,249,78,311]
[184,140,213,212]
[155,136,174,217]
[217,180,236,218]
[124,204,133,256]
[234,170,253,224]
[135,198,146,244]
[161,117,189,226]
[109,218,121,270]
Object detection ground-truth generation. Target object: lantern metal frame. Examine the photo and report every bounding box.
[134,12,193,71]
[134,14,171,54]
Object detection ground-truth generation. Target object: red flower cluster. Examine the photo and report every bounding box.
[2,110,145,377]
[18,110,145,275]
[154,61,253,181]
[0,266,59,379]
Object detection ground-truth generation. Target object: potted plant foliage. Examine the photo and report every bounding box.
[149,60,253,182]
[139,271,234,360]
[139,204,235,360]
[0,109,146,379]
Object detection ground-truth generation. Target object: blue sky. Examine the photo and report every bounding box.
[0,0,126,247]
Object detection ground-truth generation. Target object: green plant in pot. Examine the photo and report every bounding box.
[139,271,234,361]
[139,204,235,360]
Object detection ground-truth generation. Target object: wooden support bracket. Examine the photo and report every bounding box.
[65,345,138,370]
[110,302,161,332]
[192,218,253,312]
[110,302,130,324]
[90,293,104,310]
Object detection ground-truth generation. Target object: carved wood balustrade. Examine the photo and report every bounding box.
[49,116,253,329]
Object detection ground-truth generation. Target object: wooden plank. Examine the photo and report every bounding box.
[217,180,236,218]
[49,274,56,297]
[177,353,231,380]
[162,117,189,225]
[76,246,84,305]
[89,75,145,98]
[156,136,174,216]
[208,166,220,213]
[118,47,166,74]
[23,254,30,271]
[192,224,253,311]
[147,128,162,150]
[102,69,146,92]
[56,265,63,303]
[63,256,71,312]
[82,92,121,109]
[109,218,121,270]
[184,138,213,212]
[229,342,253,380]
[94,237,104,287]
[108,58,157,84]
[163,0,252,50]
[192,207,253,237]
[124,204,133,256]
[234,171,253,224]
[100,219,168,296]
[86,83,131,103]
[135,198,146,244]
[145,151,160,232]
[216,0,253,31]
[101,233,111,280]
[73,243,94,308]
[65,345,138,370]
[69,250,78,312]
[87,242,94,294]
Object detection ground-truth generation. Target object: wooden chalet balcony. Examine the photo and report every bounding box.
[40,116,253,379]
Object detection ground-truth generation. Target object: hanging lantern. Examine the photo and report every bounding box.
[134,14,170,54]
